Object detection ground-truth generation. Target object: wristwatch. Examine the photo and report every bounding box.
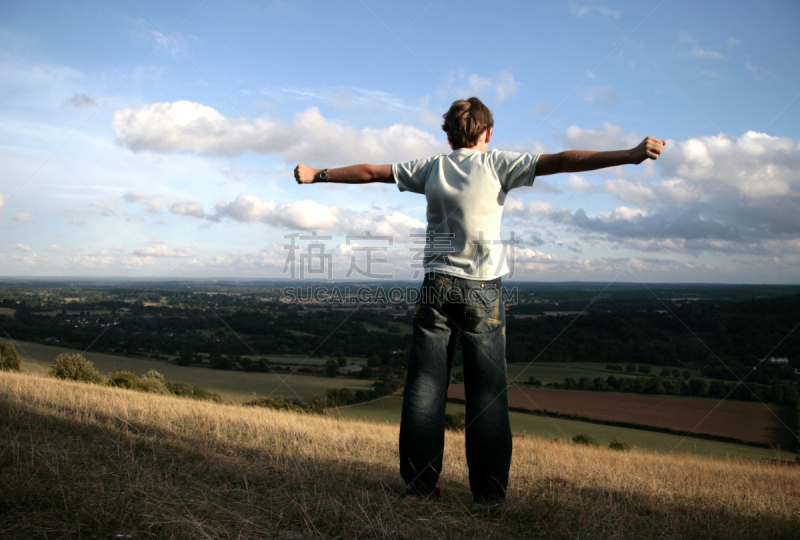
[318,169,328,182]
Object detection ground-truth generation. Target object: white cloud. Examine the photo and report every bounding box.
[132,243,196,258]
[441,70,519,104]
[214,195,341,230]
[684,46,725,60]
[170,202,205,219]
[341,211,426,240]
[467,71,518,103]
[12,244,32,251]
[658,131,800,198]
[652,178,704,204]
[745,62,774,81]
[112,101,445,165]
[678,31,725,60]
[596,206,646,222]
[123,190,148,202]
[146,199,163,212]
[0,193,8,211]
[558,121,641,151]
[12,212,33,222]
[601,180,658,207]
[565,174,592,191]
[570,2,621,18]
[585,90,617,106]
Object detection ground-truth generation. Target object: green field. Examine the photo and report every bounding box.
[14,340,374,404]
[329,396,795,463]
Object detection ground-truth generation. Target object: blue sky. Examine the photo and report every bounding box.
[1,0,798,283]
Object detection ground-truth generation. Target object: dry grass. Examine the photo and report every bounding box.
[1,370,798,539]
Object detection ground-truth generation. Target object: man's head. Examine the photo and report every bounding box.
[441,97,494,150]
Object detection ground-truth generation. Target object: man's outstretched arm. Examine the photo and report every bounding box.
[535,137,665,176]
[294,164,394,184]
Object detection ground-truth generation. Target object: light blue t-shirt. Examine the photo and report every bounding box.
[393,148,539,280]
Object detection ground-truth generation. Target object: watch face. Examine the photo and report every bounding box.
[320,169,328,180]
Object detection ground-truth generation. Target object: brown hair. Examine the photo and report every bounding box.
[441,97,494,149]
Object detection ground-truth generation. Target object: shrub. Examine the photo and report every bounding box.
[445,412,466,431]
[572,433,599,447]
[166,381,223,403]
[141,369,170,394]
[245,396,309,413]
[109,370,148,391]
[608,437,631,451]
[0,340,20,371]
[50,353,103,384]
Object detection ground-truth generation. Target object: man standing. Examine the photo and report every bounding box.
[294,97,664,505]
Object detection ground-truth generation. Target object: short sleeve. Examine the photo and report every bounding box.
[489,150,539,193]
[393,155,442,195]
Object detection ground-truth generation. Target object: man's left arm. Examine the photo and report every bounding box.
[535,137,665,176]
[294,164,394,184]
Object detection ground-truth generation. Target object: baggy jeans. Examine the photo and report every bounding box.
[399,273,512,503]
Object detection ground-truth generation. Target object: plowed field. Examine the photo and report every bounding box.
[448,385,795,447]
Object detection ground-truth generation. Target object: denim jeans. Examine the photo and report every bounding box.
[399,273,512,503]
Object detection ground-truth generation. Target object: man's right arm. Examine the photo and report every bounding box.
[294,164,394,184]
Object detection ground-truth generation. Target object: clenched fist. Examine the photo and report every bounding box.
[631,137,666,164]
[294,164,318,184]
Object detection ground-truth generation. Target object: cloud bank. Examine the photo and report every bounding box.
[113,101,446,165]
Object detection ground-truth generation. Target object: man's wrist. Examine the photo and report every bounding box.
[316,168,329,182]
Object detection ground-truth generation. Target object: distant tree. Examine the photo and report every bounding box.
[638,365,652,375]
[563,377,577,389]
[672,369,680,378]
[337,388,354,405]
[688,378,710,396]
[324,360,338,378]
[379,365,393,380]
[661,368,671,377]
[0,340,20,371]
[528,376,542,388]
[367,354,382,368]
[626,364,637,374]
[646,377,667,394]
[682,370,692,379]
[210,356,233,370]
[593,377,610,391]
[177,348,194,366]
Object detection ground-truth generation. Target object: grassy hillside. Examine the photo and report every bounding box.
[2,371,798,539]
